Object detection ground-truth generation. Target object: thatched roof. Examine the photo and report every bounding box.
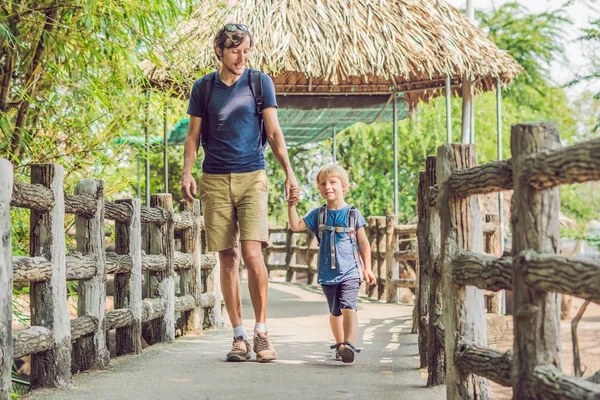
[141,0,521,109]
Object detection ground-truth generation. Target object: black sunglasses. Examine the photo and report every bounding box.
[224,24,248,33]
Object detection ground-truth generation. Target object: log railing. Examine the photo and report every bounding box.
[0,160,219,397]
[417,123,600,399]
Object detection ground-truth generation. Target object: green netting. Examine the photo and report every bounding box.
[117,95,409,147]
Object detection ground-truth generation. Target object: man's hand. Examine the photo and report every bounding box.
[285,173,300,204]
[363,268,376,286]
[181,172,197,203]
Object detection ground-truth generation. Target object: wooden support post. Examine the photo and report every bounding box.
[29,164,72,388]
[511,123,562,399]
[484,214,501,314]
[416,171,430,368]
[424,156,444,386]
[385,215,397,303]
[149,194,175,342]
[284,225,295,282]
[437,145,489,399]
[0,159,13,400]
[115,198,143,355]
[306,231,318,285]
[72,179,109,372]
[376,217,386,300]
[366,217,377,298]
[180,200,202,334]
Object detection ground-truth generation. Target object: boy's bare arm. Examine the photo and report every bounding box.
[357,226,376,286]
[288,205,307,232]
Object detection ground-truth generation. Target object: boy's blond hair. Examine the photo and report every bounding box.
[315,164,350,194]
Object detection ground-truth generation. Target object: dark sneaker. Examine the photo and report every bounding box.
[253,331,277,362]
[338,341,361,364]
[227,336,251,362]
[330,343,343,361]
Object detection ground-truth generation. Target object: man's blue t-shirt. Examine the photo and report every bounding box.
[303,205,366,285]
[187,68,278,174]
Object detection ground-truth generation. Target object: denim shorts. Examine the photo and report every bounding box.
[321,278,361,316]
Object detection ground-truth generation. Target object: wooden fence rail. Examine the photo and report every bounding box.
[0,161,219,399]
[417,122,600,399]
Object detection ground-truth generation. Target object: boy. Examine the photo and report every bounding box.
[288,164,376,364]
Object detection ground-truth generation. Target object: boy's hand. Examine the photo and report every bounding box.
[363,268,376,286]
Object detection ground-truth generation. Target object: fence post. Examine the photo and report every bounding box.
[149,194,175,342]
[385,215,397,303]
[29,164,72,388]
[423,156,444,386]
[484,214,501,314]
[0,159,13,400]
[115,198,143,355]
[416,171,430,369]
[306,231,318,285]
[366,217,377,298]
[376,217,386,300]
[511,123,562,398]
[284,225,295,282]
[72,179,109,372]
[180,199,203,334]
[437,145,489,399]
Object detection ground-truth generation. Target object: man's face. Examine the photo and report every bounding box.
[220,36,251,76]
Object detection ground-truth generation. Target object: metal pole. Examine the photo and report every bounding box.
[393,92,399,217]
[145,90,151,206]
[445,74,452,143]
[163,105,169,193]
[332,124,337,164]
[461,0,475,144]
[496,79,506,314]
[470,83,475,144]
[137,155,141,199]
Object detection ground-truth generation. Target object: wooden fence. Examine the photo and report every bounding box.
[0,161,218,398]
[417,122,600,399]
[262,217,419,302]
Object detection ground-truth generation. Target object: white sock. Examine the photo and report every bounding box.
[254,322,268,334]
[233,326,248,340]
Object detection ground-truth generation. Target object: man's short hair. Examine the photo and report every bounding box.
[316,164,350,193]
[213,23,255,61]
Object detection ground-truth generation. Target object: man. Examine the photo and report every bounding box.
[181,23,299,362]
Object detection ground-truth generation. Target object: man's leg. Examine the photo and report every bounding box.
[220,247,251,362]
[241,240,276,362]
[219,247,243,328]
[240,240,268,323]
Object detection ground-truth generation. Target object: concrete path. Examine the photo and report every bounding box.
[25,281,446,400]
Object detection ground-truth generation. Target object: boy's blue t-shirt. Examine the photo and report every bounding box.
[303,204,366,285]
[186,68,278,174]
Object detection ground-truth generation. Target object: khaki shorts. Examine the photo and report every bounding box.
[199,170,269,253]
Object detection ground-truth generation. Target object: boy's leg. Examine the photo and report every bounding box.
[341,309,358,344]
[337,278,361,363]
[330,314,344,344]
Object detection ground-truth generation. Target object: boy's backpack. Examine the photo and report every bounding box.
[317,205,363,270]
[197,68,267,148]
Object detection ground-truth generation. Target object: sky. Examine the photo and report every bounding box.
[447,0,598,97]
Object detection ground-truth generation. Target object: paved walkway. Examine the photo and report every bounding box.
[25,281,446,400]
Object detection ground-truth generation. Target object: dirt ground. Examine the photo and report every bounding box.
[490,297,600,399]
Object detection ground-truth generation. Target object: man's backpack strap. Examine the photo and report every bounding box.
[199,72,217,147]
[248,68,267,147]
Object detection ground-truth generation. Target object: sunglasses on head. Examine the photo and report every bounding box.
[224,24,248,33]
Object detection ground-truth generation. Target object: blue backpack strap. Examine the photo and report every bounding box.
[248,68,267,147]
[317,204,327,242]
[199,71,217,147]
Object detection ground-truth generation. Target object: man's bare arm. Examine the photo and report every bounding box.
[263,107,298,202]
[181,116,202,203]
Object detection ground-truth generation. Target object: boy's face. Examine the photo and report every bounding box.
[318,175,346,201]
[219,36,251,76]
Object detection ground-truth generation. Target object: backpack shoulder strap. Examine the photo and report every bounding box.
[248,68,267,146]
[199,72,217,146]
[317,204,327,241]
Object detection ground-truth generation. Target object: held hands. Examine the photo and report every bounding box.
[286,174,300,206]
[181,172,197,203]
[363,268,376,286]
